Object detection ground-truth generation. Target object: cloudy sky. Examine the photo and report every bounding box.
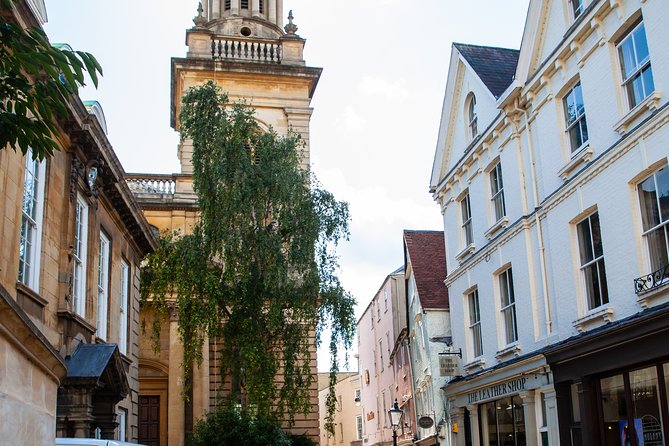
[44,0,530,370]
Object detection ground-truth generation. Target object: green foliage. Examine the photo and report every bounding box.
[190,406,292,446]
[0,0,102,159]
[142,81,355,432]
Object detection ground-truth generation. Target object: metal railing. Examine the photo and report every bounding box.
[126,174,176,195]
[634,264,669,294]
[211,37,282,64]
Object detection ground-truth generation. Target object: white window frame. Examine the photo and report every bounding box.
[489,162,506,222]
[576,212,609,310]
[617,20,654,109]
[97,231,111,340]
[18,149,46,291]
[379,339,384,371]
[356,415,363,440]
[563,82,589,154]
[637,165,669,274]
[468,289,483,358]
[499,268,518,345]
[570,0,584,19]
[117,407,127,441]
[468,94,478,140]
[460,192,473,247]
[73,195,89,317]
[119,260,130,355]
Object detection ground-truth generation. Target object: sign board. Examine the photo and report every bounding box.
[418,416,434,429]
[439,355,460,376]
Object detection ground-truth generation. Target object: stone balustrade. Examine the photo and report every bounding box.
[211,37,282,64]
[126,174,176,195]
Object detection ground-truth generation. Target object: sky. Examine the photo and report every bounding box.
[44,0,530,370]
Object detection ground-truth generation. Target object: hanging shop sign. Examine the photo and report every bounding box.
[418,416,434,429]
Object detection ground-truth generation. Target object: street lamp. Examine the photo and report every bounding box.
[388,399,403,446]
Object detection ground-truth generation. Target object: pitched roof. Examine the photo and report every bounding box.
[403,230,448,310]
[454,43,520,98]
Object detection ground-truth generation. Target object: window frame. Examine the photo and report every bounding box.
[467,93,478,140]
[617,20,654,109]
[499,268,518,345]
[637,165,669,275]
[460,192,473,247]
[576,212,609,310]
[489,162,506,222]
[18,149,46,291]
[468,289,483,358]
[97,230,111,340]
[563,82,589,154]
[119,260,130,355]
[570,0,584,20]
[73,195,89,318]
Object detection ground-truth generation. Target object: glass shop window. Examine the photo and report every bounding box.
[480,395,526,446]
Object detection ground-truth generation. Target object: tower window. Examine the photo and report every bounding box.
[241,0,249,9]
[259,0,264,14]
[225,0,231,10]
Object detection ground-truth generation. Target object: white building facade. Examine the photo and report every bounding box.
[357,268,406,446]
[431,0,669,445]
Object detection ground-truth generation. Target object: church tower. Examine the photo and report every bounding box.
[128,2,322,445]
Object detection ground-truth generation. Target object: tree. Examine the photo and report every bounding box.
[0,0,102,159]
[142,81,356,431]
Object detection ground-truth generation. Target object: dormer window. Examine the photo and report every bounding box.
[570,0,584,20]
[467,94,478,139]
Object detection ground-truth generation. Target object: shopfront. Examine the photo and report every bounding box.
[445,355,558,446]
[546,303,669,446]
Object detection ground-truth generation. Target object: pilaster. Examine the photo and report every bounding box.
[466,404,480,446]
[519,390,538,446]
[543,389,560,446]
[168,311,185,446]
[449,406,466,446]
[231,0,240,15]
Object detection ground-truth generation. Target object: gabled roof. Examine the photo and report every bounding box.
[454,43,520,98]
[403,230,448,310]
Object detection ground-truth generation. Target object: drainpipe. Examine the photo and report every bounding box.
[513,98,553,336]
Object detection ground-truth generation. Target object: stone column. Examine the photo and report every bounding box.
[251,0,260,17]
[168,310,185,446]
[231,0,240,15]
[466,405,480,446]
[267,0,276,24]
[193,335,210,424]
[519,391,538,446]
[276,0,283,28]
[543,389,560,446]
[449,407,466,446]
[212,0,221,19]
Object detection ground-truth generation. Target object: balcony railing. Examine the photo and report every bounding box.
[634,264,669,294]
[211,37,281,64]
[126,174,176,195]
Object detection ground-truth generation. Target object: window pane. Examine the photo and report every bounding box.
[646,227,669,272]
[484,402,499,446]
[630,366,664,445]
[639,174,660,231]
[633,24,650,64]
[579,118,589,148]
[600,374,627,446]
[630,74,645,107]
[584,263,602,309]
[513,395,526,445]
[577,218,594,265]
[657,166,669,223]
[619,37,637,79]
[642,65,655,99]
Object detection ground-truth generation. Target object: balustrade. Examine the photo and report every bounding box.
[211,37,282,64]
[126,175,176,195]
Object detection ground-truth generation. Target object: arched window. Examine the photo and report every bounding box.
[467,93,478,139]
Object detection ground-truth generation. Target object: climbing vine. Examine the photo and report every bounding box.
[141,81,355,432]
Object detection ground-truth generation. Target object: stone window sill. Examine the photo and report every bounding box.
[495,343,521,361]
[463,357,486,373]
[485,217,509,240]
[572,306,614,333]
[456,243,476,262]
[558,146,593,181]
[614,91,662,135]
[637,281,669,310]
[16,282,47,322]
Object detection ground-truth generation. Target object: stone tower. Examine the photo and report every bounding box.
[127,2,322,445]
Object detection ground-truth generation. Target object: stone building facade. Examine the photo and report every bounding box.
[127,1,322,444]
[317,372,361,446]
[0,1,157,444]
[431,0,669,445]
